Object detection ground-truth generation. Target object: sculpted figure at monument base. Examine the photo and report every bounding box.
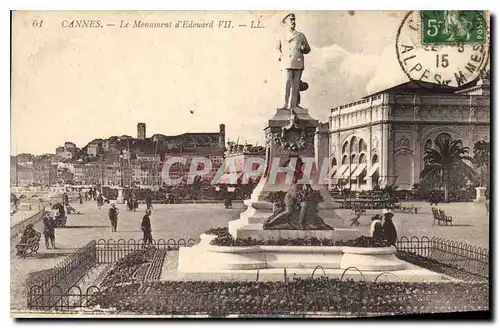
[263,184,333,230]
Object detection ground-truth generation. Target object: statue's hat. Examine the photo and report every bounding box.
[282,13,295,24]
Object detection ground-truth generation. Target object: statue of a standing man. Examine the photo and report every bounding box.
[277,13,311,110]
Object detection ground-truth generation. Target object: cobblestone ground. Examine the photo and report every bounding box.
[10,200,243,311]
[11,199,488,311]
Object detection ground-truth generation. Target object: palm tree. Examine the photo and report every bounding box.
[420,137,475,203]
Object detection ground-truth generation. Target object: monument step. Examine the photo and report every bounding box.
[176,263,444,282]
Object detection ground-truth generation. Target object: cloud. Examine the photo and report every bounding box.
[366,44,409,94]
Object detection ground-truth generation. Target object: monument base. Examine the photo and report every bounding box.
[176,266,443,282]
[177,234,443,282]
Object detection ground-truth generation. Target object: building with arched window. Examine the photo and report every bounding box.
[325,77,490,191]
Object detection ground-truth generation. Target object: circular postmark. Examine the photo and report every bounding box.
[396,11,489,88]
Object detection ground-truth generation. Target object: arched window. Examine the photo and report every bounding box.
[342,141,349,154]
[350,136,358,153]
[342,155,348,165]
[351,154,358,164]
[372,154,379,165]
[424,139,433,150]
[331,157,337,167]
[358,138,367,152]
[359,153,367,164]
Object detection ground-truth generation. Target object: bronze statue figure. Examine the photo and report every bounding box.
[263,183,333,230]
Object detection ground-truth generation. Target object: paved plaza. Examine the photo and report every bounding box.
[10,200,489,310]
[337,201,489,249]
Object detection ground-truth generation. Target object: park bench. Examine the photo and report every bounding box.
[15,231,41,258]
[438,210,453,226]
[431,208,453,226]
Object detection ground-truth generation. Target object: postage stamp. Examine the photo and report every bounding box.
[421,11,487,45]
[396,10,489,88]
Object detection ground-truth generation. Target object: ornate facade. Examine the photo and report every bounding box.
[327,78,490,191]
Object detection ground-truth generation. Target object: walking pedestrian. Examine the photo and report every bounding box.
[63,192,69,206]
[42,213,56,249]
[141,209,153,245]
[97,194,104,210]
[78,191,83,204]
[108,203,119,232]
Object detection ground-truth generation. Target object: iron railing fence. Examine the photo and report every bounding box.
[95,238,196,263]
[26,240,97,308]
[396,236,489,279]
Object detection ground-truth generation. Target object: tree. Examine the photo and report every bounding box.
[473,140,490,189]
[420,136,475,203]
[381,183,399,205]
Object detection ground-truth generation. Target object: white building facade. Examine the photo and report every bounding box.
[326,78,490,191]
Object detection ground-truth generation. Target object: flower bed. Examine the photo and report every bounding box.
[336,236,391,248]
[88,278,488,315]
[208,228,390,248]
[205,227,230,237]
[100,249,156,288]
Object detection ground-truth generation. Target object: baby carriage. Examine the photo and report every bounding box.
[16,229,41,258]
[51,203,68,227]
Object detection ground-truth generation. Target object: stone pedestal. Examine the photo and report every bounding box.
[177,234,441,282]
[228,107,352,241]
[116,187,125,204]
[474,187,487,202]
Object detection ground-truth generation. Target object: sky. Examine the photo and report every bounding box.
[11,11,409,155]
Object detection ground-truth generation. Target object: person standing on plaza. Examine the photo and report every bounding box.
[277,13,311,109]
[146,194,153,211]
[141,209,153,245]
[382,209,398,246]
[108,203,119,232]
[97,193,104,210]
[370,214,383,240]
[78,191,83,204]
[63,192,69,206]
[42,213,56,249]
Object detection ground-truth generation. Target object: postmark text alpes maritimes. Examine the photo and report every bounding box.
[396,11,489,88]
